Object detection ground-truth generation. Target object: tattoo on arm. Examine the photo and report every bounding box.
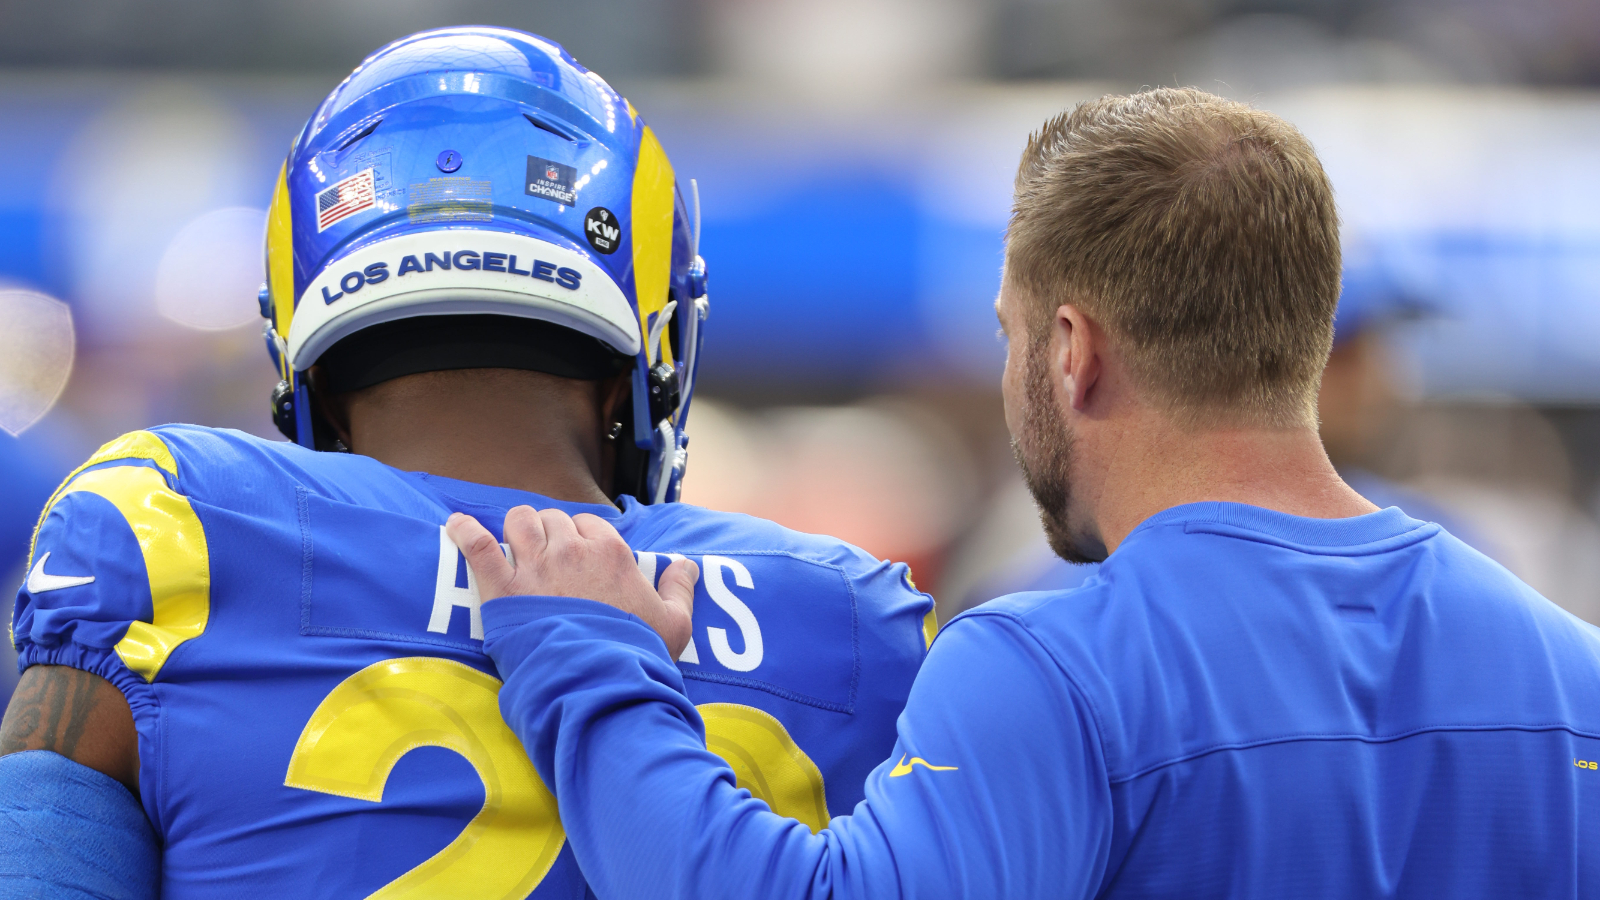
[0,665,140,795]
[1,666,107,757]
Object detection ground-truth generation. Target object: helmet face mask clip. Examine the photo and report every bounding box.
[259,26,708,504]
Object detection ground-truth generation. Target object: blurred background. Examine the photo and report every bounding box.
[4,0,1600,708]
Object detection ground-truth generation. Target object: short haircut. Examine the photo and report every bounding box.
[1007,88,1341,428]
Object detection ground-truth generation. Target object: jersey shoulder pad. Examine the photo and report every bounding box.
[141,423,314,498]
[149,424,438,517]
[661,502,939,644]
[630,503,935,710]
[17,429,214,686]
[634,501,895,580]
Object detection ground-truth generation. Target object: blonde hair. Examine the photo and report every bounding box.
[1008,88,1340,428]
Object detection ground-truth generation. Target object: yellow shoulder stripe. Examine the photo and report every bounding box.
[29,431,179,569]
[699,702,830,833]
[33,448,210,682]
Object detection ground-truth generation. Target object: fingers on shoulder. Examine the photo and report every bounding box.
[536,508,582,548]
[502,505,548,553]
[572,513,631,556]
[447,513,508,568]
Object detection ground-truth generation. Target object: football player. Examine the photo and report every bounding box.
[0,27,933,899]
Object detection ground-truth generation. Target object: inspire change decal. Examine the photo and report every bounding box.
[526,156,577,205]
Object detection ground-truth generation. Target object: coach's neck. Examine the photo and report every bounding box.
[1011,293,1378,557]
[1091,411,1376,553]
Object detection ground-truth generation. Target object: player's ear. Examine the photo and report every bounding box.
[595,370,632,497]
[306,366,355,450]
[598,370,631,426]
[1056,303,1102,412]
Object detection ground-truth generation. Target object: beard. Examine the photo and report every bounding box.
[1011,339,1106,564]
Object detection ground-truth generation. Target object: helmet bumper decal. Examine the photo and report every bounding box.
[284,230,640,371]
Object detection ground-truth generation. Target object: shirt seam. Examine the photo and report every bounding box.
[414,471,623,520]
[1110,722,1600,784]
[1127,506,1437,555]
[1178,521,1441,557]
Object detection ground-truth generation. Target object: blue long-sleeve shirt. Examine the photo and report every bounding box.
[484,502,1600,899]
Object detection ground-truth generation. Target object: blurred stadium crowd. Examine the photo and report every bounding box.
[4,0,1600,710]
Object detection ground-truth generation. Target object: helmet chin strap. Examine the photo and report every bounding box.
[646,300,678,366]
[689,179,702,261]
[651,419,677,504]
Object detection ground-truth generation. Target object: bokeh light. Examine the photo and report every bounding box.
[0,290,74,437]
[155,206,267,331]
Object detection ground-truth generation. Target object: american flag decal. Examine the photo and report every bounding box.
[316,168,377,232]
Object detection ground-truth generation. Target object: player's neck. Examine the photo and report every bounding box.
[1090,411,1378,554]
[337,368,616,507]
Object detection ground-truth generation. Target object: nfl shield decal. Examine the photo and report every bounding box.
[315,168,377,232]
[526,156,577,205]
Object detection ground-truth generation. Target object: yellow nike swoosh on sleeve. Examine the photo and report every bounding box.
[889,754,959,777]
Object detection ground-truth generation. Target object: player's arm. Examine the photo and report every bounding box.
[0,664,139,790]
[0,434,196,898]
[455,508,1114,900]
[483,598,1112,899]
[0,668,157,900]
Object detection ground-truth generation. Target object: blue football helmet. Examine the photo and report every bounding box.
[260,26,708,503]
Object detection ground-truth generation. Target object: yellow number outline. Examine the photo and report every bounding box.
[285,657,563,900]
[284,661,831,899]
[699,702,830,833]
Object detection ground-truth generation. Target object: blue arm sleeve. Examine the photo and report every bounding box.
[483,597,1113,900]
[0,751,159,899]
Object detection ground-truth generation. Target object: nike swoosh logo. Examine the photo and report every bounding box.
[26,552,95,593]
[890,754,959,777]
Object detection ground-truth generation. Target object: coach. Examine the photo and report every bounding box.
[450,88,1600,899]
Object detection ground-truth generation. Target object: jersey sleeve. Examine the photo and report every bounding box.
[482,596,1113,900]
[12,431,210,810]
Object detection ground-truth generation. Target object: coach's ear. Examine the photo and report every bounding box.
[1055,303,1102,412]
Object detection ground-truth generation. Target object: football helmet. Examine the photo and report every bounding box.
[260,26,708,503]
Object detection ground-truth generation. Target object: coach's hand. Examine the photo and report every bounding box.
[446,506,697,658]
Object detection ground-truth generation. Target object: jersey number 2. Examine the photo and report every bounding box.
[286,656,829,899]
[284,657,561,899]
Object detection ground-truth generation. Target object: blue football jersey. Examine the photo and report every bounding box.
[12,425,933,898]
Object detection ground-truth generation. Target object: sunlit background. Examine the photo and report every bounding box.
[5,0,1600,707]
